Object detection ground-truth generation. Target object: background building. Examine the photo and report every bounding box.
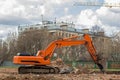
[18,20,91,38]
[17,20,112,61]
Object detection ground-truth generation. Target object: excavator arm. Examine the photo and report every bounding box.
[83,34,104,72]
[36,34,104,72]
[13,34,104,74]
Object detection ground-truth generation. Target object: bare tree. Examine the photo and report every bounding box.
[0,41,8,65]
[110,32,120,61]
[91,25,104,34]
[16,29,55,55]
[0,31,18,63]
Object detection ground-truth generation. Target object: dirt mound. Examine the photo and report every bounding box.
[51,58,91,74]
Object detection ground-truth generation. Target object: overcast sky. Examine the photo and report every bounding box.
[0,0,120,39]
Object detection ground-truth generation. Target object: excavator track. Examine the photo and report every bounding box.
[18,66,60,74]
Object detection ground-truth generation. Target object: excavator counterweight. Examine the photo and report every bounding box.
[13,34,104,74]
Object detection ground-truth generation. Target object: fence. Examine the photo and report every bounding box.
[65,61,120,69]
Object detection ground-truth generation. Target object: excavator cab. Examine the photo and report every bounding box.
[17,53,31,56]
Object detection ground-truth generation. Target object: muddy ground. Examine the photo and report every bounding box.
[0,68,120,80]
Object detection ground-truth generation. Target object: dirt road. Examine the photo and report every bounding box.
[0,68,120,80]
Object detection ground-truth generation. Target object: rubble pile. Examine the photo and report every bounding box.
[51,58,91,74]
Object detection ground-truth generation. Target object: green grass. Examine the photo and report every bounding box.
[0,66,19,68]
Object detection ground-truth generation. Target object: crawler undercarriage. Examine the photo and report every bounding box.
[18,65,60,74]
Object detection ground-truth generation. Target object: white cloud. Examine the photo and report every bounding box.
[0,0,75,25]
[74,5,120,35]
[76,9,101,27]
[0,0,52,25]
[105,0,120,3]
[96,7,120,26]
[59,15,75,22]
[64,8,69,15]
[80,7,120,28]
[0,0,16,16]
[0,0,119,38]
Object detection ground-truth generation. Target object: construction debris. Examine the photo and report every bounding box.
[51,58,91,74]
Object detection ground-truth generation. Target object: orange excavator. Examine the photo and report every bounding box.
[13,34,104,74]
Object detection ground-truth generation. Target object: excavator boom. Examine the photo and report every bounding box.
[13,34,104,74]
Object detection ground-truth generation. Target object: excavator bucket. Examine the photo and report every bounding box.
[96,63,104,73]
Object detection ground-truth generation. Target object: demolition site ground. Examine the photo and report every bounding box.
[0,67,120,80]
